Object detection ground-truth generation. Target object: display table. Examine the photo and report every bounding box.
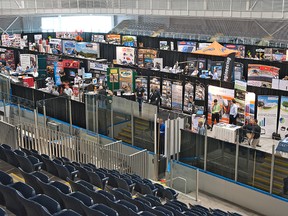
[122,93,136,101]
[211,123,241,143]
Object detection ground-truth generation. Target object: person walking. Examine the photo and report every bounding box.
[229,99,238,125]
[211,99,221,130]
[251,119,261,148]
[135,81,145,112]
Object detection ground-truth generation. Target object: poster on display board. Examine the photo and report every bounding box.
[89,61,108,72]
[56,32,78,39]
[21,35,28,48]
[119,68,134,93]
[257,95,278,137]
[5,50,15,69]
[207,85,235,125]
[244,92,255,124]
[153,58,163,70]
[122,35,137,47]
[234,89,245,125]
[256,48,265,60]
[224,44,245,58]
[138,49,158,69]
[183,82,194,113]
[1,34,21,48]
[159,41,169,50]
[135,76,148,101]
[150,77,161,100]
[75,42,100,59]
[210,61,223,81]
[49,38,62,54]
[54,61,64,86]
[116,46,135,65]
[278,96,288,139]
[20,54,37,70]
[247,64,280,88]
[195,82,205,101]
[107,68,119,91]
[62,40,76,55]
[34,34,42,44]
[234,62,244,81]
[191,114,206,134]
[92,34,105,43]
[172,81,183,110]
[222,53,235,82]
[264,48,286,61]
[106,34,121,45]
[161,79,172,109]
[188,57,206,70]
[177,41,197,53]
[46,55,59,76]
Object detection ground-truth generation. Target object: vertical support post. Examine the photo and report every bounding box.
[154,114,158,181]
[177,118,180,161]
[18,100,21,124]
[68,98,73,135]
[235,142,239,181]
[270,144,275,194]
[3,99,7,123]
[43,101,47,129]
[92,96,96,132]
[85,94,89,130]
[111,102,114,138]
[196,169,199,201]
[131,102,134,146]
[204,124,208,171]
[166,119,171,187]
[252,150,256,186]
[96,99,99,134]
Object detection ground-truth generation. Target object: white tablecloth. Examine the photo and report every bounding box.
[212,123,241,143]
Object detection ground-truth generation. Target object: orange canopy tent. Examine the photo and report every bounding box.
[192,41,240,57]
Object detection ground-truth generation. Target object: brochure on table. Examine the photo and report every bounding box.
[161,79,172,108]
[116,46,135,65]
[208,85,235,125]
[177,41,197,53]
[75,42,100,59]
[135,76,148,101]
[106,34,121,45]
[279,96,288,139]
[91,34,105,43]
[62,40,77,55]
[247,64,280,88]
[183,82,194,113]
[257,95,278,137]
[172,81,183,110]
[122,35,137,47]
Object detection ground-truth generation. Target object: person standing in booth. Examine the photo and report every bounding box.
[229,99,238,125]
[211,99,221,130]
[149,85,161,109]
[135,81,145,113]
[159,118,165,155]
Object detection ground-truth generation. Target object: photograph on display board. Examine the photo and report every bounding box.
[138,49,158,69]
[46,55,59,76]
[150,77,161,101]
[234,62,244,81]
[1,34,21,48]
[54,61,64,86]
[264,48,286,61]
[62,40,77,55]
[119,68,134,93]
[49,38,62,54]
[122,35,137,47]
[255,48,265,60]
[183,82,194,113]
[195,82,205,101]
[135,76,148,101]
[116,46,135,65]
[207,85,235,125]
[92,34,105,43]
[172,81,183,110]
[153,58,163,70]
[105,34,121,45]
[224,44,245,58]
[247,64,280,88]
[159,41,169,50]
[278,96,288,139]
[177,41,197,53]
[75,42,100,59]
[161,79,172,108]
[234,89,245,125]
[210,62,223,80]
[257,95,278,137]
[56,32,78,39]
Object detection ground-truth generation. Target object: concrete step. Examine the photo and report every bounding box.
[114,136,131,144]
[254,175,283,190]
[265,156,288,168]
[134,119,150,127]
[255,169,284,182]
[127,123,148,131]
[251,181,282,195]
[118,132,132,139]
[261,163,288,176]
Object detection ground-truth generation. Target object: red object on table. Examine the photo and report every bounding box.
[22,76,34,87]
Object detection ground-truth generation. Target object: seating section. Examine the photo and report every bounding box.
[0,144,243,216]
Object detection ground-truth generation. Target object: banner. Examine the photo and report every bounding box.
[119,68,134,93]
[106,34,121,44]
[279,96,288,139]
[257,95,278,137]
[208,86,235,125]
[172,81,183,110]
[89,61,108,71]
[92,34,105,42]
[116,46,135,65]
[247,64,280,88]
[122,35,137,47]
[75,42,100,59]
[62,40,76,55]
[177,41,197,53]
[183,82,194,113]
[244,92,255,123]
[54,62,64,86]
[222,53,235,82]
[224,44,245,58]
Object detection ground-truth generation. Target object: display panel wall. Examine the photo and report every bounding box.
[257,95,278,137]
[183,82,194,113]
[172,81,183,110]
[161,79,172,109]
[116,46,135,65]
[138,48,158,69]
[62,40,77,55]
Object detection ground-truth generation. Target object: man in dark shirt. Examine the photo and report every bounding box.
[252,119,261,148]
[135,81,145,112]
